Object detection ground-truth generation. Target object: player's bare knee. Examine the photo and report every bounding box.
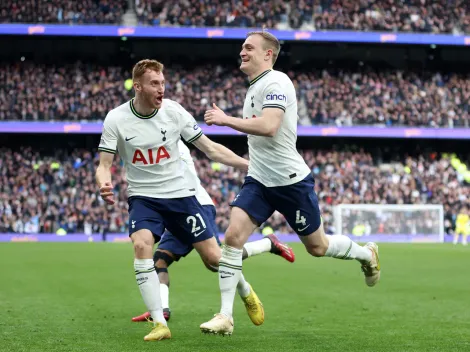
[203,259,218,272]
[305,243,328,257]
[153,249,175,268]
[133,240,151,256]
[155,259,168,269]
[131,230,155,257]
[204,250,221,268]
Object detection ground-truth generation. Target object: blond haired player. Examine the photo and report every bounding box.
[96,60,264,341]
[200,31,381,336]
[453,206,469,246]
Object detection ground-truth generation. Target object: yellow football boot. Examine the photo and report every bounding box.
[241,284,264,326]
[143,322,171,341]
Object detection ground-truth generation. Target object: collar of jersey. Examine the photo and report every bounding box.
[130,99,159,119]
[249,69,272,87]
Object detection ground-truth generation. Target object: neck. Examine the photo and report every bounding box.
[248,66,272,82]
[133,96,156,115]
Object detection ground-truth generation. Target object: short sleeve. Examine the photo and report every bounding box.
[177,104,203,144]
[98,113,118,154]
[262,81,288,112]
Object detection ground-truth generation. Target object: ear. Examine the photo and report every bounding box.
[265,49,273,61]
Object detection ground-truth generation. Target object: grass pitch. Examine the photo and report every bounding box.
[0,243,469,352]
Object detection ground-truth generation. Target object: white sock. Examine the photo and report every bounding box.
[237,273,251,298]
[324,235,372,262]
[134,259,166,325]
[160,284,169,310]
[219,245,243,318]
[244,238,272,257]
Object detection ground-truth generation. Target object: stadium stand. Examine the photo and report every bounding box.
[1,62,469,127]
[1,0,127,24]
[2,1,469,34]
[1,146,468,235]
[135,0,289,28]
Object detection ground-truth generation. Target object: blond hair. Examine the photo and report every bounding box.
[246,30,281,64]
[132,59,164,81]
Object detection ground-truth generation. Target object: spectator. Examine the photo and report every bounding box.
[0,146,468,235]
[1,0,127,24]
[1,62,469,127]
[2,1,469,34]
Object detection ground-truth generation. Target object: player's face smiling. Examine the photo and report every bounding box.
[140,69,165,109]
[240,35,266,76]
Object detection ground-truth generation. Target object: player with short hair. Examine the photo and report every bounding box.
[200,31,381,335]
[96,59,264,341]
[131,140,296,323]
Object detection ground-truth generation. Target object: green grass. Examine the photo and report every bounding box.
[0,243,469,352]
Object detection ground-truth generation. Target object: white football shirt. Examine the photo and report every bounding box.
[242,69,311,187]
[177,140,214,206]
[98,99,203,199]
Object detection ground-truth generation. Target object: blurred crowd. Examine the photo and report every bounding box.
[312,0,470,34]
[1,62,469,128]
[135,0,289,29]
[1,0,127,24]
[2,0,469,34]
[0,146,468,236]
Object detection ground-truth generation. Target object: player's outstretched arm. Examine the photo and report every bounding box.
[192,135,249,172]
[96,151,116,205]
[204,104,283,137]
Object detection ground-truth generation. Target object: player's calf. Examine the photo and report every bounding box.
[153,249,175,286]
[154,250,178,320]
[243,234,295,263]
[300,227,381,286]
[130,230,167,330]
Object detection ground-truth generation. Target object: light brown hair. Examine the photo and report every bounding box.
[132,59,164,81]
[246,30,281,64]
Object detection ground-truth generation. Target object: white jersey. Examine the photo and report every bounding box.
[243,69,311,187]
[98,99,203,199]
[177,140,214,206]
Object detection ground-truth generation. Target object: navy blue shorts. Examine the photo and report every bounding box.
[127,196,215,245]
[157,205,221,258]
[231,174,321,236]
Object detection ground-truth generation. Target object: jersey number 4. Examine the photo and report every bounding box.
[296,210,307,226]
[186,213,207,237]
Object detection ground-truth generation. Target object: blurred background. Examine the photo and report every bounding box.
[1,0,469,245]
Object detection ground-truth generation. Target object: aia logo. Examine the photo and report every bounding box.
[244,115,257,119]
[132,147,170,165]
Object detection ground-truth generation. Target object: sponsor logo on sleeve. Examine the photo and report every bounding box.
[266,93,287,102]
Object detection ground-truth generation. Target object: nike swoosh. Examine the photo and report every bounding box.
[194,230,206,237]
[125,136,137,141]
[220,275,233,279]
[298,224,310,232]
